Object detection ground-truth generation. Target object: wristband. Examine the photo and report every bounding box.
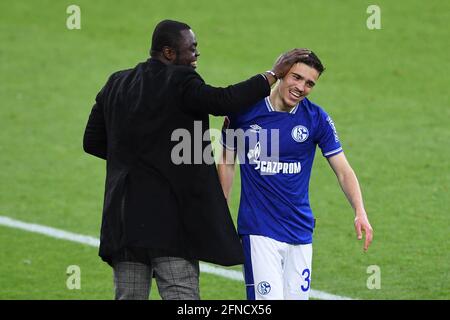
[265,70,278,80]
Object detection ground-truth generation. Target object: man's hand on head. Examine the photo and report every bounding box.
[272,48,311,79]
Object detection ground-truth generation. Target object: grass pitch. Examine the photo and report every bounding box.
[0,0,448,299]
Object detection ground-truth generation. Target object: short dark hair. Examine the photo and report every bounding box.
[150,20,191,57]
[298,51,325,75]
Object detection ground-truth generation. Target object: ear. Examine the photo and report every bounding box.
[162,46,177,62]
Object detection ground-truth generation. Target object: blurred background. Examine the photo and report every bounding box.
[0,0,448,299]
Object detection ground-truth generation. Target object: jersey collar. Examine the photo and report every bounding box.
[265,97,299,114]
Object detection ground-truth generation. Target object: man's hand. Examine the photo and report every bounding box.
[354,213,373,252]
[271,48,311,79]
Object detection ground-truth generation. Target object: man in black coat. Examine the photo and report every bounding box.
[83,19,310,299]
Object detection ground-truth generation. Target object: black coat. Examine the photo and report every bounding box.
[83,58,270,266]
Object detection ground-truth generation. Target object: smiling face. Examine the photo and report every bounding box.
[275,62,320,109]
[175,29,200,69]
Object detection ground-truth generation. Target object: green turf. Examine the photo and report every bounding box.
[0,0,449,299]
[0,226,113,299]
[0,226,246,299]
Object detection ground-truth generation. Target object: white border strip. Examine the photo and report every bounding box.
[0,215,352,300]
[323,147,343,157]
[265,97,275,112]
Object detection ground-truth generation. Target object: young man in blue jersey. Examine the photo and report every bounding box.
[218,52,373,300]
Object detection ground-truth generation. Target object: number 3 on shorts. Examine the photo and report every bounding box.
[301,268,311,292]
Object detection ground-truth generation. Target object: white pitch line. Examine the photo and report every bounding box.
[0,215,352,300]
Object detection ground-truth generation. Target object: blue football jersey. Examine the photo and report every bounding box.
[221,97,343,244]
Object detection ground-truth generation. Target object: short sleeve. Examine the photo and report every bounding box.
[316,109,343,158]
